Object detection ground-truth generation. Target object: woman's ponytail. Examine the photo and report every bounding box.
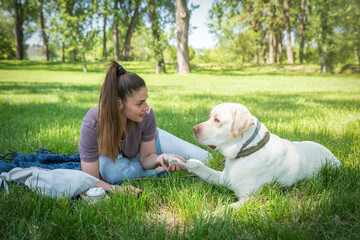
[98,61,124,162]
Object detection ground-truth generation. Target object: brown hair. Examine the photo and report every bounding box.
[98,61,146,162]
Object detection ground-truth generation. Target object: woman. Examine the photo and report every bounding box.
[79,61,210,195]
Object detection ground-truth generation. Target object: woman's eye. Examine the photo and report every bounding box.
[214,118,220,123]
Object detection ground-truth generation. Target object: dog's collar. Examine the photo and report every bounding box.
[236,121,270,158]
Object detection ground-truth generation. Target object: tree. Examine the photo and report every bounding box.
[13,0,25,60]
[39,0,49,61]
[49,7,68,62]
[283,0,294,64]
[337,0,360,65]
[55,0,97,72]
[176,0,191,74]
[0,10,16,59]
[298,0,307,64]
[148,0,165,73]
[311,0,335,73]
[147,0,175,73]
[0,0,37,60]
[121,0,141,61]
[113,0,120,61]
[111,0,144,61]
[102,1,108,61]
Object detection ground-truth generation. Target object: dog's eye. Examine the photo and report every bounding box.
[214,118,220,123]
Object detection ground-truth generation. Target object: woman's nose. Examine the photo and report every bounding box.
[144,103,149,111]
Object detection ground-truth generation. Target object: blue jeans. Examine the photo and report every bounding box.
[99,128,211,184]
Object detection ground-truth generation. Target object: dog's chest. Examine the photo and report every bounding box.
[222,159,240,182]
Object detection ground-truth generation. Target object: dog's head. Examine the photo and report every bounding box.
[193,103,254,152]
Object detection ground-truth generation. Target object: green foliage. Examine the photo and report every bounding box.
[169,45,195,62]
[208,0,360,69]
[0,10,15,60]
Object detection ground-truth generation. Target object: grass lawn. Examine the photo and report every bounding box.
[0,60,359,239]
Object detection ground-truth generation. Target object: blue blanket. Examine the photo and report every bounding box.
[0,148,81,174]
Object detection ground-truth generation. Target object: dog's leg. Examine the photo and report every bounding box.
[185,159,223,185]
[162,156,223,185]
[228,196,250,208]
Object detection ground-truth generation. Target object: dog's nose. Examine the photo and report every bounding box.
[193,125,199,133]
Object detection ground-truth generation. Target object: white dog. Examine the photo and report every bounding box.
[164,103,341,207]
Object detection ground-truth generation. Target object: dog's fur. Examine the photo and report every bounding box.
[165,103,341,207]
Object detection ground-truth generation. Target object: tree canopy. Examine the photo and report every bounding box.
[0,0,359,73]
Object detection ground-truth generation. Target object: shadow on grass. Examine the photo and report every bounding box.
[0,101,91,154]
[3,60,354,77]
[0,81,100,95]
[0,60,160,75]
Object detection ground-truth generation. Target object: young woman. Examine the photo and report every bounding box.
[79,61,210,195]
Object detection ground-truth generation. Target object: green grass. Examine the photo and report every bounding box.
[1,60,359,239]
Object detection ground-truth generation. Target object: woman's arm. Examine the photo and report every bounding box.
[81,160,100,179]
[139,139,185,172]
[81,159,142,195]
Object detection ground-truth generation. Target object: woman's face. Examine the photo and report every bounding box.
[120,87,149,123]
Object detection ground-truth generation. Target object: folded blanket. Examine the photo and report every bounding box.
[0,148,81,174]
[0,148,98,199]
[0,167,99,199]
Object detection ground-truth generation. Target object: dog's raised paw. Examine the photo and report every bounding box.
[186,159,204,170]
[162,155,183,167]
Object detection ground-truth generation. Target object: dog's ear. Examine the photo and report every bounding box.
[230,108,254,138]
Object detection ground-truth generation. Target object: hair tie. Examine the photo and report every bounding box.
[117,65,126,76]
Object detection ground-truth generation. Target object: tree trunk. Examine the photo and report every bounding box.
[156,60,166,73]
[254,34,260,64]
[320,56,326,73]
[318,0,332,73]
[299,0,306,64]
[40,0,49,61]
[14,0,24,60]
[254,47,259,64]
[62,42,65,62]
[113,0,120,61]
[268,27,275,64]
[283,0,294,64]
[277,32,283,64]
[273,31,278,63]
[267,3,276,64]
[82,43,87,72]
[176,0,190,74]
[121,1,140,61]
[103,6,107,61]
[355,46,359,65]
[148,0,166,73]
[261,29,267,63]
[73,49,77,61]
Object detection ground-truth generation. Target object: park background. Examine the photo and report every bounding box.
[1,0,360,239]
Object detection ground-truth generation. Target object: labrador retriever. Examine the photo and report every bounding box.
[164,103,341,207]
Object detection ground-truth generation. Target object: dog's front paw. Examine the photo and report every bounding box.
[186,159,204,171]
[162,155,182,168]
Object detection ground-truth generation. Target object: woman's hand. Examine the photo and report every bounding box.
[112,184,142,197]
[157,154,187,172]
[96,180,142,197]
